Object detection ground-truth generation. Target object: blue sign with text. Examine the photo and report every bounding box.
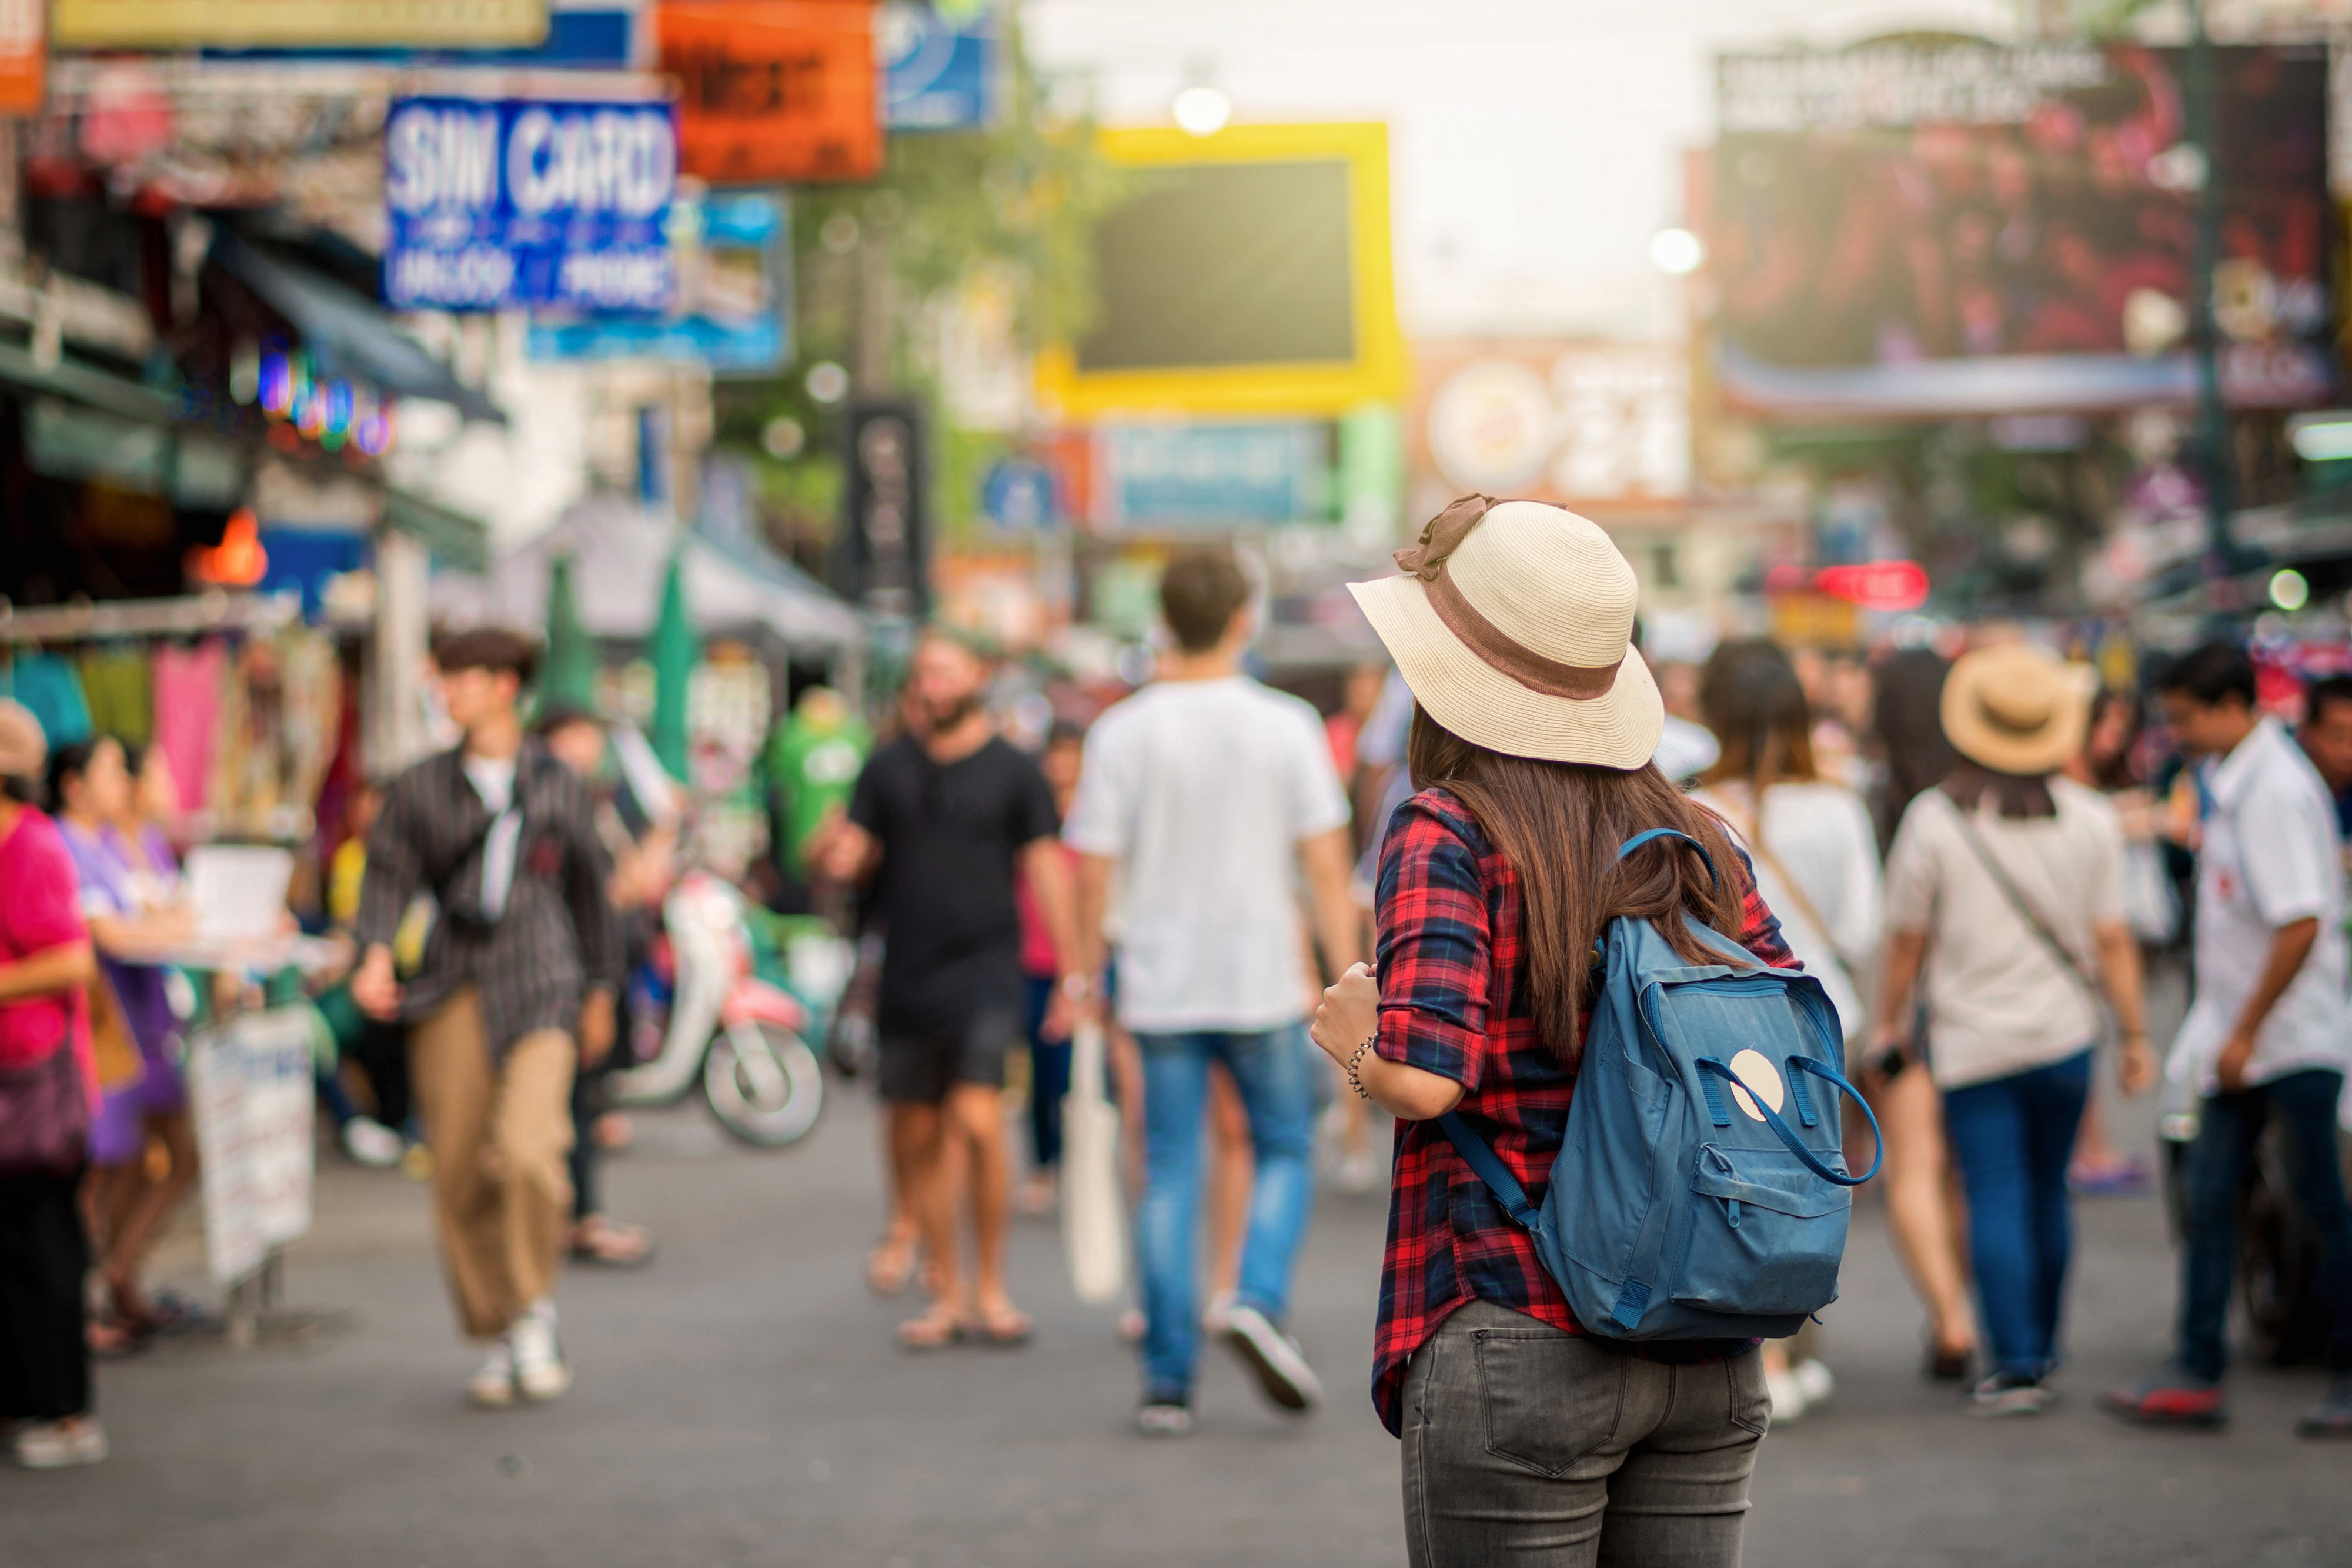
[384,98,677,313]
[882,2,995,130]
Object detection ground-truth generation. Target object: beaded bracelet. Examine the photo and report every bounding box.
[1345,1033,1378,1099]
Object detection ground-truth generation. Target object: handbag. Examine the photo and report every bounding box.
[1060,1018,1127,1306]
[87,971,147,1094]
[0,1023,91,1176]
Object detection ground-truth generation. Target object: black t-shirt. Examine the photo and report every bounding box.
[849,734,1060,1032]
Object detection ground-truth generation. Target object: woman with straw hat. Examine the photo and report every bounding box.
[1308,497,1796,1567]
[1868,641,2154,1417]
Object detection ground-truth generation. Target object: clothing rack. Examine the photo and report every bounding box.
[0,590,302,645]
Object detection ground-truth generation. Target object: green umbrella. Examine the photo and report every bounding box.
[540,555,599,714]
[647,548,700,782]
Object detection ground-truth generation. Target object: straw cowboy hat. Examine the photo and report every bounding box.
[1349,496,1663,768]
[1940,642,2097,777]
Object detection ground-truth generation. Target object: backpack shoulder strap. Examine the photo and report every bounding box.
[1435,1112,1544,1232]
[1618,828,1720,895]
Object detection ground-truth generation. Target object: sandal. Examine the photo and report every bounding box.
[963,1302,1033,1348]
[896,1302,965,1351]
[569,1216,657,1269]
[866,1234,918,1297]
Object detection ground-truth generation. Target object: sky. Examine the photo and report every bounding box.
[1025,0,2022,342]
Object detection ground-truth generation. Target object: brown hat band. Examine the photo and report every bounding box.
[1394,494,1626,702]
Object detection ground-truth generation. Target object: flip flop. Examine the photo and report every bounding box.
[963,1305,1033,1348]
[866,1236,918,1298]
[896,1303,965,1351]
[569,1217,657,1269]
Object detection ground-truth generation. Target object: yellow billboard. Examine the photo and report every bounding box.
[1035,121,1406,419]
[51,0,546,48]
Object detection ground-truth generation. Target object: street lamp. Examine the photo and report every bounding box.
[1173,86,1231,137]
[1649,226,1705,276]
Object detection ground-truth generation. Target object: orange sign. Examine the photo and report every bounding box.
[0,0,42,115]
[659,0,881,185]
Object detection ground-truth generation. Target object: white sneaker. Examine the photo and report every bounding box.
[1792,1357,1835,1410]
[466,1340,516,1407]
[341,1116,405,1169]
[1765,1364,1808,1424]
[14,1416,107,1469]
[1224,1303,1322,1413]
[509,1302,571,1402]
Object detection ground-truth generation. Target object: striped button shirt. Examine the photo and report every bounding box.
[356,744,623,1059]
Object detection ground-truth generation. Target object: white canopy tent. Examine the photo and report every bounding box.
[430,495,863,654]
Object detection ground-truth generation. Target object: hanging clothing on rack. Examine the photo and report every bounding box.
[152,640,226,820]
[0,653,93,749]
[77,650,152,748]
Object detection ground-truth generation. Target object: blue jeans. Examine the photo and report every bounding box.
[1021,975,1071,1170]
[2179,1068,2352,1382]
[1134,1024,1318,1398]
[1943,1049,2093,1379]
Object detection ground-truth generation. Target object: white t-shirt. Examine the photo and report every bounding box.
[1693,780,1881,1044]
[462,752,523,918]
[1063,677,1351,1033]
[1882,777,2126,1089]
[2170,718,2351,1095]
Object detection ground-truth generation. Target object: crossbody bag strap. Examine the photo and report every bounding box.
[1723,788,1835,962]
[1943,798,2105,1009]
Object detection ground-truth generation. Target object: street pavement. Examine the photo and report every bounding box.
[6,982,2347,1566]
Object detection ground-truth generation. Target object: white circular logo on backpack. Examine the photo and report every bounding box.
[1727,1049,1785,1123]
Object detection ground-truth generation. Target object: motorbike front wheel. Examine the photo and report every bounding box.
[704,1023,826,1148]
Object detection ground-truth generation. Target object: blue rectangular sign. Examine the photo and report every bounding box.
[384,97,677,313]
[1097,422,1328,529]
[527,190,792,373]
[882,3,995,130]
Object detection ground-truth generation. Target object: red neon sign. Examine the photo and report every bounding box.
[1813,560,1928,611]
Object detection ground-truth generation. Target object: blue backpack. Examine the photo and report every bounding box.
[1438,828,1883,1340]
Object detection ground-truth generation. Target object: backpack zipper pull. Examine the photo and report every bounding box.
[1726,1198,1742,1229]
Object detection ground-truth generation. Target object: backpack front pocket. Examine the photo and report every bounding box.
[1668,1144,1850,1316]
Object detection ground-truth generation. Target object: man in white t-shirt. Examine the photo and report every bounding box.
[2107,644,2352,1437]
[1065,550,1362,1436]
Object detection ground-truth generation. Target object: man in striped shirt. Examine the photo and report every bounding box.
[353,628,622,1407]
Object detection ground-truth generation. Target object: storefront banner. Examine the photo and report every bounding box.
[0,0,41,114]
[528,189,792,372]
[384,96,677,313]
[1094,422,1327,530]
[660,0,883,185]
[881,0,993,130]
[54,0,545,48]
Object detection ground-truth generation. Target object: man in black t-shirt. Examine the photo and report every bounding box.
[823,632,1086,1349]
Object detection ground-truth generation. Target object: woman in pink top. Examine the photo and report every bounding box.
[0,700,108,1469]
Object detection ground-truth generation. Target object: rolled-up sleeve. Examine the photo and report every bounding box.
[1372,803,1492,1091]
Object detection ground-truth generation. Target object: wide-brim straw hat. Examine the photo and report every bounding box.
[1940,643,2097,776]
[1348,496,1662,769]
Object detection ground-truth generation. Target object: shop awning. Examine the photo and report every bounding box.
[0,339,178,423]
[430,496,864,653]
[209,231,504,424]
[384,487,491,574]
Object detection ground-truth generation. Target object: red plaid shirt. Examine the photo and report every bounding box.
[1368,789,1798,1436]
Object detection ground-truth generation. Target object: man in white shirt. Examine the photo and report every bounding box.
[1065,550,1362,1436]
[2106,644,2352,1437]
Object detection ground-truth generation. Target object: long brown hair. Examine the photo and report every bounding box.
[1407,706,1748,1066]
[1697,638,1817,794]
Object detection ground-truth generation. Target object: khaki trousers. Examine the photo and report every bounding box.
[409,988,576,1338]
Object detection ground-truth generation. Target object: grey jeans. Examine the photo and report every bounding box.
[1401,1300,1768,1568]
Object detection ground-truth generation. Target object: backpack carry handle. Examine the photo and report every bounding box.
[1618,828,1722,897]
[1695,1055,1883,1187]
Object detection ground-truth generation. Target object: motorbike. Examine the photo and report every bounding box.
[606,870,827,1148]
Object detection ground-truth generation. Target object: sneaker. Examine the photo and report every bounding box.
[1970,1370,2051,1417]
[341,1115,405,1169]
[509,1302,571,1402]
[1224,1303,1322,1413]
[14,1416,108,1469]
[1201,1289,1237,1335]
[466,1340,517,1407]
[1136,1396,1194,1437]
[2102,1367,2227,1429]
[2295,1372,2352,1439]
[1792,1357,1835,1410]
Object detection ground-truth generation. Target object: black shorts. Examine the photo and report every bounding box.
[877,1006,1021,1104]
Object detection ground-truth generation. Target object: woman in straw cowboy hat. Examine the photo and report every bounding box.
[1308,497,1797,1567]
[1868,641,2153,1417]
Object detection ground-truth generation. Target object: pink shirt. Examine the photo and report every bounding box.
[0,807,91,1070]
